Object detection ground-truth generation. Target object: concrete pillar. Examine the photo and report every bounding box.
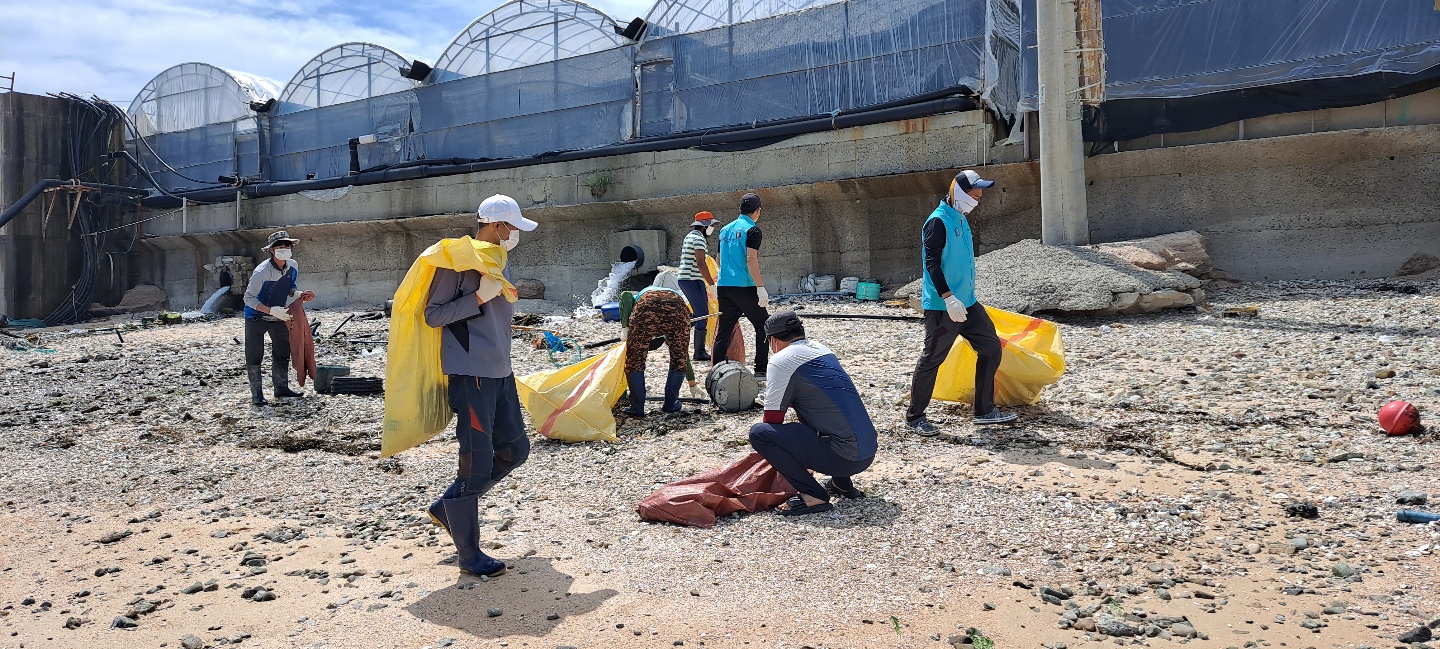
[0,93,74,320]
[1036,0,1090,245]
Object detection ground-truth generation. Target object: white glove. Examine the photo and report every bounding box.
[756,286,769,309]
[687,382,704,400]
[475,275,504,304]
[944,295,968,323]
[269,306,293,322]
[620,328,629,341]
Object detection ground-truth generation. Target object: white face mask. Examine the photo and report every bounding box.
[950,185,980,214]
[501,229,519,251]
[273,248,293,261]
[705,225,716,236]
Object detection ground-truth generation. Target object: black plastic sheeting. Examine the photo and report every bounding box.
[1018,0,1440,141]
[1084,65,1440,143]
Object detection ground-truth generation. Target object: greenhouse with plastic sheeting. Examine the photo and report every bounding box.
[122,0,1440,195]
[270,44,428,181]
[127,63,280,191]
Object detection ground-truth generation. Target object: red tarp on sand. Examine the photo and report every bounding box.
[637,452,797,528]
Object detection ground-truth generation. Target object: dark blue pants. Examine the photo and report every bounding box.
[448,374,530,497]
[907,304,1002,422]
[749,422,873,501]
[678,279,709,338]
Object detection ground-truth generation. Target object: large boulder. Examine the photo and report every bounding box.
[513,278,546,300]
[975,239,1203,315]
[114,284,168,313]
[1094,230,1212,275]
[1396,252,1440,277]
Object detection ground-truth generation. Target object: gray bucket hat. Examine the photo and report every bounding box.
[262,230,299,250]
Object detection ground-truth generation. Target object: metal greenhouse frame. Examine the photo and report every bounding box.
[431,0,627,82]
[277,43,422,113]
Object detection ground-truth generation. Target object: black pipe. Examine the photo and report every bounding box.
[0,180,148,230]
[329,313,356,338]
[140,91,978,209]
[797,313,922,322]
[109,149,219,200]
[0,179,60,229]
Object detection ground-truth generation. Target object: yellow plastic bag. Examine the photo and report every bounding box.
[516,345,628,443]
[932,306,1066,407]
[381,236,517,457]
[705,256,720,350]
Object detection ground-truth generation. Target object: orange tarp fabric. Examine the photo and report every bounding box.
[637,452,797,528]
[286,301,317,387]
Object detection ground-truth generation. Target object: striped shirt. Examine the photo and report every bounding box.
[677,229,708,281]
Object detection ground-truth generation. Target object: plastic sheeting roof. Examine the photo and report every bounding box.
[642,0,844,37]
[128,63,280,137]
[431,0,625,82]
[278,43,422,114]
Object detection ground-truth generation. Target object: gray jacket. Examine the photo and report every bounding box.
[424,266,515,379]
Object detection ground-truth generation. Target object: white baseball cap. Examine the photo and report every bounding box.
[477,194,538,231]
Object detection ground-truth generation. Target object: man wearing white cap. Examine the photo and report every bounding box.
[421,194,537,578]
[906,170,1017,436]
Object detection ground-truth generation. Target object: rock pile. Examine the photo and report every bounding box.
[896,231,1221,316]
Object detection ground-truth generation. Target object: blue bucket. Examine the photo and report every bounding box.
[599,302,621,322]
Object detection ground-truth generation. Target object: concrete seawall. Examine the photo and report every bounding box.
[131,116,1440,311]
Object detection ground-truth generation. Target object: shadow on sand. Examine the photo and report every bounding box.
[406,556,618,639]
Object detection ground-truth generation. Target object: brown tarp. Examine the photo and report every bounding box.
[713,322,746,366]
[286,301,317,387]
[637,452,797,528]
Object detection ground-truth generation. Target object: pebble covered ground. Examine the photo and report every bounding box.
[0,275,1437,649]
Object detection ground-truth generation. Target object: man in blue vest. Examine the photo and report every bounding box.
[906,170,1017,435]
[711,193,772,379]
[242,230,315,406]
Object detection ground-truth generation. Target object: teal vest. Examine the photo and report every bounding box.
[920,202,977,310]
[717,214,757,287]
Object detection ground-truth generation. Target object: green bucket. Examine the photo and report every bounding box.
[316,365,351,394]
[855,281,882,301]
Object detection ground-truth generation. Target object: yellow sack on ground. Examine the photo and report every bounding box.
[516,345,628,443]
[381,236,517,457]
[933,306,1066,407]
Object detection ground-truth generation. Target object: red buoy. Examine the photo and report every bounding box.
[1378,400,1422,436]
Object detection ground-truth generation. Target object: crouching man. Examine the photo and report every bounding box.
[748,311,876,516]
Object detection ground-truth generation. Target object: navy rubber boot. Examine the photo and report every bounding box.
[272,362,303,398]
[440,494,507,577]
[625,371,647,417]
[661,370,685,413]
[246,366,268,406]
[426,481,460,536]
